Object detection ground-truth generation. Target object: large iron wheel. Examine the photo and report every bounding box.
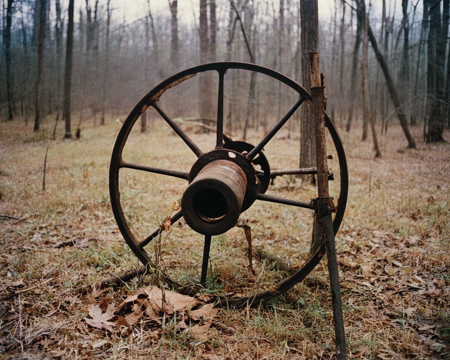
[109,62,348,307]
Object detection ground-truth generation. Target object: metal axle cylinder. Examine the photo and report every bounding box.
[182,159,247,235]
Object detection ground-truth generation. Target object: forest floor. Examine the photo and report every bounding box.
[0,116,449,359]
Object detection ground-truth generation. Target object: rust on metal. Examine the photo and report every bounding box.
[182,158,247,235]
[151,73,197,101]
[310,51,347,359]
[109,61,349,311]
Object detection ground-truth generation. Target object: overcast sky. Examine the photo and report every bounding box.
[109,0,404,25]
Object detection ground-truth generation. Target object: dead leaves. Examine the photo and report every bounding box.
[84,303,116,331]
[84,286,218,342]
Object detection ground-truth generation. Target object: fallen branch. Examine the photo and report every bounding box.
[94,265,150,289]
[0,214,20,221]
[0,278,53,301]
[254,247,296,275]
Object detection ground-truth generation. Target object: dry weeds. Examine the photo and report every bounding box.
[0,116,449,359]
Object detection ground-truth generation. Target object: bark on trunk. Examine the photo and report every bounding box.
[34,0,47,132]
[299,0,319,172]
[209,0,216,62]
[361,0,381,157]
[101,0,111,126]
[199,0,211,119]
[4,0,15,120]
[426,0,446,142]
[346,2,362,133]
[63,0,75,138]
[169,1,179,68]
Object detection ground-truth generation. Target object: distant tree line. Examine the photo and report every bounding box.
[0,0,448,144]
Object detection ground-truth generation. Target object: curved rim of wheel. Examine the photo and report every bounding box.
[109,61,348,307]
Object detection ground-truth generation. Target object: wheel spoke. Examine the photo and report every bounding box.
[151,101,203,158]
[200,235,212,286]
[121,162,189,180]
[139,211,183,248]
[256,193,313,209]
[216,70,225,149]
[270,167,317,178]
[246,97,305,161]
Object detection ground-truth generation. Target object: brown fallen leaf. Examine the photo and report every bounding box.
[84,303,116,331]
[190,304,218,321]
[177,318,189,330]
[3,280,24,289]
[418,324,435,331]
[92,340,108,349]
[117,286,198,327]
[91,287,108,299]
[75,237,90,248]
[185,319,213,342]
[373,230,386,239]
[404,307,416,318]
[142,286,199,315]
[427,282,441,297]
[196,294,212,302]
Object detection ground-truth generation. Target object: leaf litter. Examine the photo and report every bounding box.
[84,285,218,342]
[0,121,449,358]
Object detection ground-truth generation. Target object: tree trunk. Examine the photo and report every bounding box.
[365,16,416,148]
[199,0,211,119]
[359,0,367,142]
[346,2,362,133]
[63,0,75,139]
[426,0,446,142]
[101,0,111,126]
[4,0,15,120]
[52,0,63,139]
[361,0,381,157]
[169,1,179,68]
[34,0,47,132]
[209,0,216,62]
[339,0,346,94]
[147,0,159,74]
[299,0,318,172]
[445,0,450,128]
[399,0,410,123]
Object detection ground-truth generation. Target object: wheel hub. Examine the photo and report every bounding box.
[182,149,260,235]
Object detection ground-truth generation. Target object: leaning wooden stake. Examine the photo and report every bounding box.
[309,51,347,360]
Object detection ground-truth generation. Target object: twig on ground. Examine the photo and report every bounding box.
[0,278,53,301]
[0,215,20,221]
[94,265,150,289]
[43,141,49,191]
[254,247,296,275]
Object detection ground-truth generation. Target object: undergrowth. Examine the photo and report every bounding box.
[0,117,449,359]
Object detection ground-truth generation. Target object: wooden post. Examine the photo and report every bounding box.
[309,51,347,360]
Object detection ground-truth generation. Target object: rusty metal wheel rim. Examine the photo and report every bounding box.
[109,62,348,306]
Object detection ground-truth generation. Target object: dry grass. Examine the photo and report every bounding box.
[0,115,449,359]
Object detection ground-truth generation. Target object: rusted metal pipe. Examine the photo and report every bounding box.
[182,159,247,235]
[310,51,347,360]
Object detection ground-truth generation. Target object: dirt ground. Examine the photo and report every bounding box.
[0,117,449,359]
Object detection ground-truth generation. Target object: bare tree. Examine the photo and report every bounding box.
[169,1,179,68]
[4,0,15,120]
[399,0,410,123]
[345,0,362,133]
[63,0,75,138]
[209,0,217,62]
[425,0,446,142]
[34,0,47,131]
[364,10,416,148]
[361,0,381,157]
[101,0,112,126]
[199,0,212,119]
[299,0,318,172]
